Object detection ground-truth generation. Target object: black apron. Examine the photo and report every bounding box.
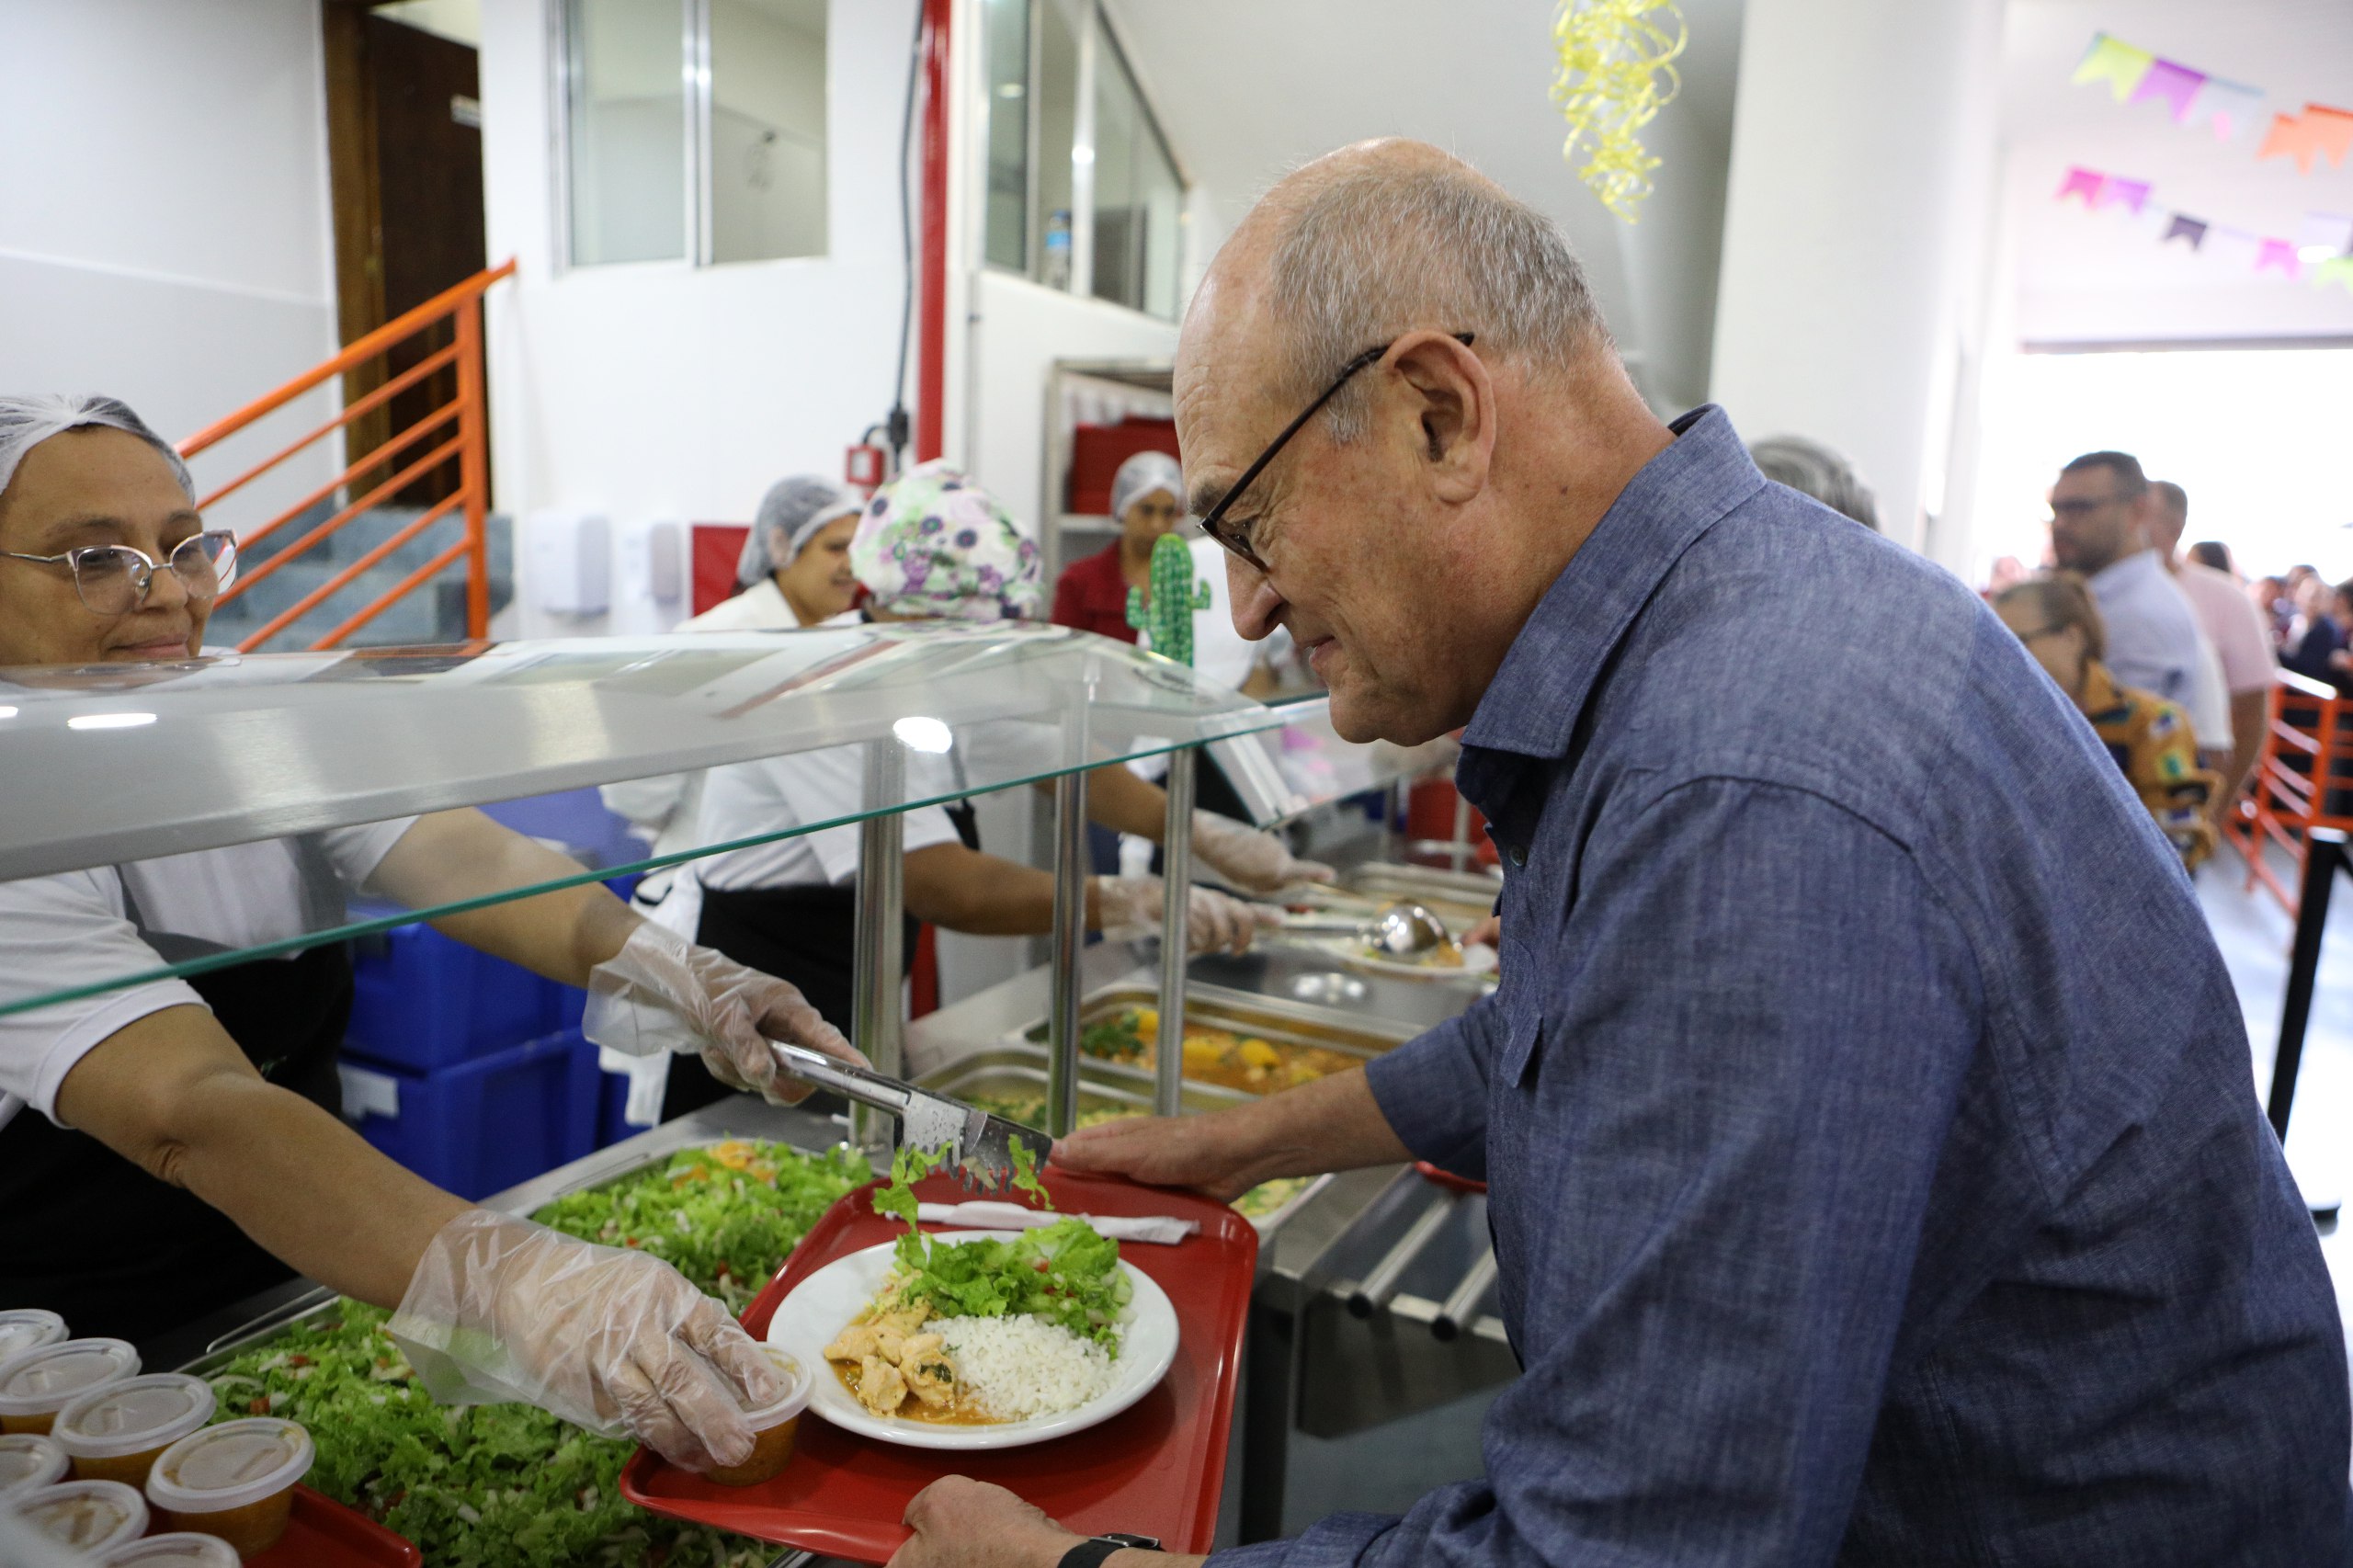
[0,930,352,1350]
[661,801,980,1120]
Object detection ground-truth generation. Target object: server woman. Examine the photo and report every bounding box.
[0,395,862,1475]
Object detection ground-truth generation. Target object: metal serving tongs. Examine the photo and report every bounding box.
[768,1040,1030,1195]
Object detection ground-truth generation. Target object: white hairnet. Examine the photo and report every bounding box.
[737,474,862,587]
[1109,449,1183,525]
[0,393,194,506]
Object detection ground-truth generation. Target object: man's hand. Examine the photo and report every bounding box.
[1053,1108,1262,1201]
[1055,1066,1414,1200]
[891,1477,1084,1568]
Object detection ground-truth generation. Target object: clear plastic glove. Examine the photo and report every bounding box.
[1093,874,1282,956]
[387,1209,780,1472]
[1188,811,1336,895]
[582,922,867,1105]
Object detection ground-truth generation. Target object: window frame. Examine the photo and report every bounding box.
[978,0,1189,321]
[551,0,828,273]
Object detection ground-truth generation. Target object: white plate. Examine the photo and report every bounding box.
[765,1230,1177,1451]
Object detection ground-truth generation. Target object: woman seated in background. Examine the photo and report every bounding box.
[1994,574,2219,869]
[651,461,1320,1119]
[1050,449,1186,642]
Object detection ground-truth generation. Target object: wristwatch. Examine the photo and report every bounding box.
[1057,1534,1162,1568]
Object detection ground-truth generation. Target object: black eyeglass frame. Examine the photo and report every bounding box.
[0,529,241,617]
[1196,331,1476,573]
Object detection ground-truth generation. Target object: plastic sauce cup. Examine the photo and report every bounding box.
[0,1308,69,1370]
[0,1431,70,1497]
[706,1345,813,1486]
[144,1415,314,1556]
[11,1478,151,1551]
[0,1338,140,1436]
[99,1533,245,1568]
[54,1373,219,1487]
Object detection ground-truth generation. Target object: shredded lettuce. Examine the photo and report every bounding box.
[1008,1134,1051,1209]
[202,1139,867,1566]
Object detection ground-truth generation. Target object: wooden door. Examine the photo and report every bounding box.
[324,3,488,505]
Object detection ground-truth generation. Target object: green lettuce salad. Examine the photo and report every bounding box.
[870,1142,1131,1352]
[201,1139,868,1567]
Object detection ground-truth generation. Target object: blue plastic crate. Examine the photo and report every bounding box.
[345,922,564,1071]
[339,1028,601,1201]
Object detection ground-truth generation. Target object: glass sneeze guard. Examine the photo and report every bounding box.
[0,623,1280,1018]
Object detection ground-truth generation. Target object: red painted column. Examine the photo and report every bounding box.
[915,0,953,463]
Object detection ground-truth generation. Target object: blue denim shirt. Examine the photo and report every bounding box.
[1217,407,2348,1567]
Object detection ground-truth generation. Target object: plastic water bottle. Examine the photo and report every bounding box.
[1044,210,1073,290]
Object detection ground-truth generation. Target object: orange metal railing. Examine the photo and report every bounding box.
[178,260,517,653]
[2223,666,2342,913]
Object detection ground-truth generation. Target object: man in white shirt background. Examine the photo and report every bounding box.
[2147,479,2276,823]
[2048,450,2233,779]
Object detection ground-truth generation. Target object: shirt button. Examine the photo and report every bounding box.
[1506,845,1527,868]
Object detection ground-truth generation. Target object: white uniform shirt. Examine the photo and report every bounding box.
[2090,549,2230,747]
[693,746,961,891]
[0,823,415,1130]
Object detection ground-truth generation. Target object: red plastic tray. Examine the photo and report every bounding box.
[247,1485,421,1567]
[621,1169,1258,1562]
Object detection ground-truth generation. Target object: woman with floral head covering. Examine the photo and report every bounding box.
[851,460,1045,623]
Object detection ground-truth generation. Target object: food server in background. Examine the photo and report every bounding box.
[640,461,1331,1120]
[0,394,865,1477]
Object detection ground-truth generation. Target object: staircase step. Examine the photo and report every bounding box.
[216,514,513,650]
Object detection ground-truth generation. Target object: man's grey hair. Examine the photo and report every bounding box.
[2151,479,2188,519]
[1261,155,1610,444]
[1750,435,1880,533]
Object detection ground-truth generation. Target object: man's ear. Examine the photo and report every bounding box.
[1390,332,1494,504]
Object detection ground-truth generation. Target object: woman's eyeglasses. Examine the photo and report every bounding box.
[1197,332,1475,574]
[0,530,240,616]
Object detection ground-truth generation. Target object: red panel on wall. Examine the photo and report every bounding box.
[1068,417,1178,517]
[691,523,751,618]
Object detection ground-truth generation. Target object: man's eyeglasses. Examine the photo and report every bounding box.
[2050,494,2123,521]
[1197,331,1476,574]
[0,530,240,616]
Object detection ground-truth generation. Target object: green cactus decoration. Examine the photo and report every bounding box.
[1127,532,1211,665]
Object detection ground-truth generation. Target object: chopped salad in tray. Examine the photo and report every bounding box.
[194,1139,868,1568]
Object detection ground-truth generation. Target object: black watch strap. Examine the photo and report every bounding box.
[1058,1535,1162,1568]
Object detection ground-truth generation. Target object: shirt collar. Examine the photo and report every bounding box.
[1461,403,1767,760]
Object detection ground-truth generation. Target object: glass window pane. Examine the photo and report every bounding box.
[710,0,828,263]
[565,0,687,266]
[1137,117,1183,320]
[1089,32,1140,310]
[983,0,1029,271]
[1034,0,1081,290]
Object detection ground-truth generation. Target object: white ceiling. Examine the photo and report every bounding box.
[1100,0,1746,404]
[2000,0,2353,344]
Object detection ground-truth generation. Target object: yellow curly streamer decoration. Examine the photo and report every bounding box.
[1551,0,1688,222]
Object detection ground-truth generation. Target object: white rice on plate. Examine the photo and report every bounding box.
[933,1316,1118,1421]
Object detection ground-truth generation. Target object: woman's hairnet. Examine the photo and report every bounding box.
[0,393,194,507]
[737,474,862,586]
[1109,449,1184,524]
[1748,435,1879,533]
[850,460,1042,622]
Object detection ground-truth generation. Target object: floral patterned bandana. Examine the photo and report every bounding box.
[850,460,1043,622]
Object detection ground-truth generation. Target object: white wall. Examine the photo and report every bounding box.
[1710,0,2006,559]
[0,0,342,537]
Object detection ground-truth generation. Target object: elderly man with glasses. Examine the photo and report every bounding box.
[890,141,2346,1568]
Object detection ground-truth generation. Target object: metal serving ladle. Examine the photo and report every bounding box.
[1275,899,1453,959]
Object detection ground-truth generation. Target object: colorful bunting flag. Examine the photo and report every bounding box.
[2071,33,2155,103]
[2256,238,2305,280]
[2055,165,2107,206]
[2068,33,2351,168]
[2187,78,2267,142]
[2051,165,2353,300]
[2161,215,2209,250]
[2130,59,2206,122]
[2257,105,2353,175]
